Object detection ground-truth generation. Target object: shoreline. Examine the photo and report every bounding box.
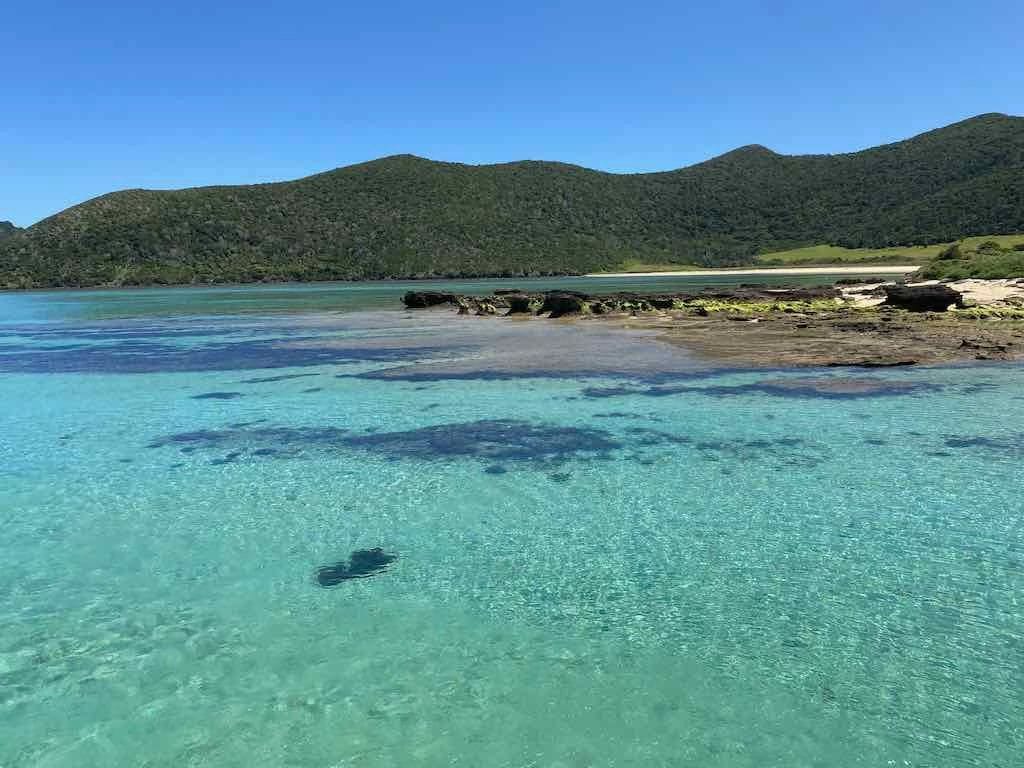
[1,265,920,294]
[400,279,1024,369]
[586,265,920,278]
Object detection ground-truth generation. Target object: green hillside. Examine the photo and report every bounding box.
[918,237,1024,280]
[0,221,19,241]
[2,113,1023,288]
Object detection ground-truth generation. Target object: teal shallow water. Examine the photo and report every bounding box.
[3,269,897,322]
[0,284,1022,766]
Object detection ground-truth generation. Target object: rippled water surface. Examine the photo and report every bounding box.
[1,283,1022,767]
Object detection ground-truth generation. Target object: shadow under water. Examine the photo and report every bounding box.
[315,548,398,587]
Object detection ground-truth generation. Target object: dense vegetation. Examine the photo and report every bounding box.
[2,113,1022,288]
[0,221,19,241]
[919,238,1024,280]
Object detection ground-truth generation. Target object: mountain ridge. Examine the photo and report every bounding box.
[2,113,1022,288]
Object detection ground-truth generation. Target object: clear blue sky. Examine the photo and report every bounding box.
[4,0,1022,226]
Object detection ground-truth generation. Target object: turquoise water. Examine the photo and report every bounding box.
[5,269,895,322]
[1,283,1022,767]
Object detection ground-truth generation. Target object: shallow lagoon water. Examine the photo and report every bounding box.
[1,283,1022,767]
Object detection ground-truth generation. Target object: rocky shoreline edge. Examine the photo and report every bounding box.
[402,280,1024,368]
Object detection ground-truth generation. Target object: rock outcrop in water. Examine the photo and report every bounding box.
[505,293,537,314]
[402,291,460,309]
[539,291,590,318]
[315,548,398,586]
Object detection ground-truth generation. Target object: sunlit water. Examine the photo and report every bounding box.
[1,281,1021,767]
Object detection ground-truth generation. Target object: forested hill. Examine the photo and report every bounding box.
[2,113,1022,288]
[0,222,20,241]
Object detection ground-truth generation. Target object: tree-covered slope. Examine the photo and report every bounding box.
[2,113,1022,288]
[0,222,20,241]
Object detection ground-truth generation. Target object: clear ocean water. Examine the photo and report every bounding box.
[1,279,1021,767]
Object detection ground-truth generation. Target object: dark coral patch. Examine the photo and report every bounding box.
[0,335,446,374]
[148,426,350,456]
[958,382,998,395]
[625,427,692,446]
[352,368,698,383]
[584,377,936,400]
[147,417,828,471]
[239,372,321,384]
[210,451,243,465]
[147,419,620,467]
[944,434,1024,455]
[691,436,826,468]
[315,548,398,587]
[251,447,280,456]
[0,322,256,343]
[729,377,937,399]
[583,385,662,399]
[192,391,245,400]
[343,419,620,464]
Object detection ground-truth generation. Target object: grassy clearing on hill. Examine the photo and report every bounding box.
[756,234,1024,267]
[612,259,705,273]
[602,234,1024,274]
[756,243,937,266]
[918,236,1024,279]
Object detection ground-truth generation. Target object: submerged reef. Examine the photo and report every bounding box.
[944,433,1024,456]
[148,416,830,473]
[582,376,937,400]
[315,548,398,586]
[148,419,621,468]
[0,318,451,375]
[343,419,620,463]
[191,391,245,400]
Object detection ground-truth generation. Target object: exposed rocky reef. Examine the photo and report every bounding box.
[402,281,1024,368]
[403,286,842,317]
